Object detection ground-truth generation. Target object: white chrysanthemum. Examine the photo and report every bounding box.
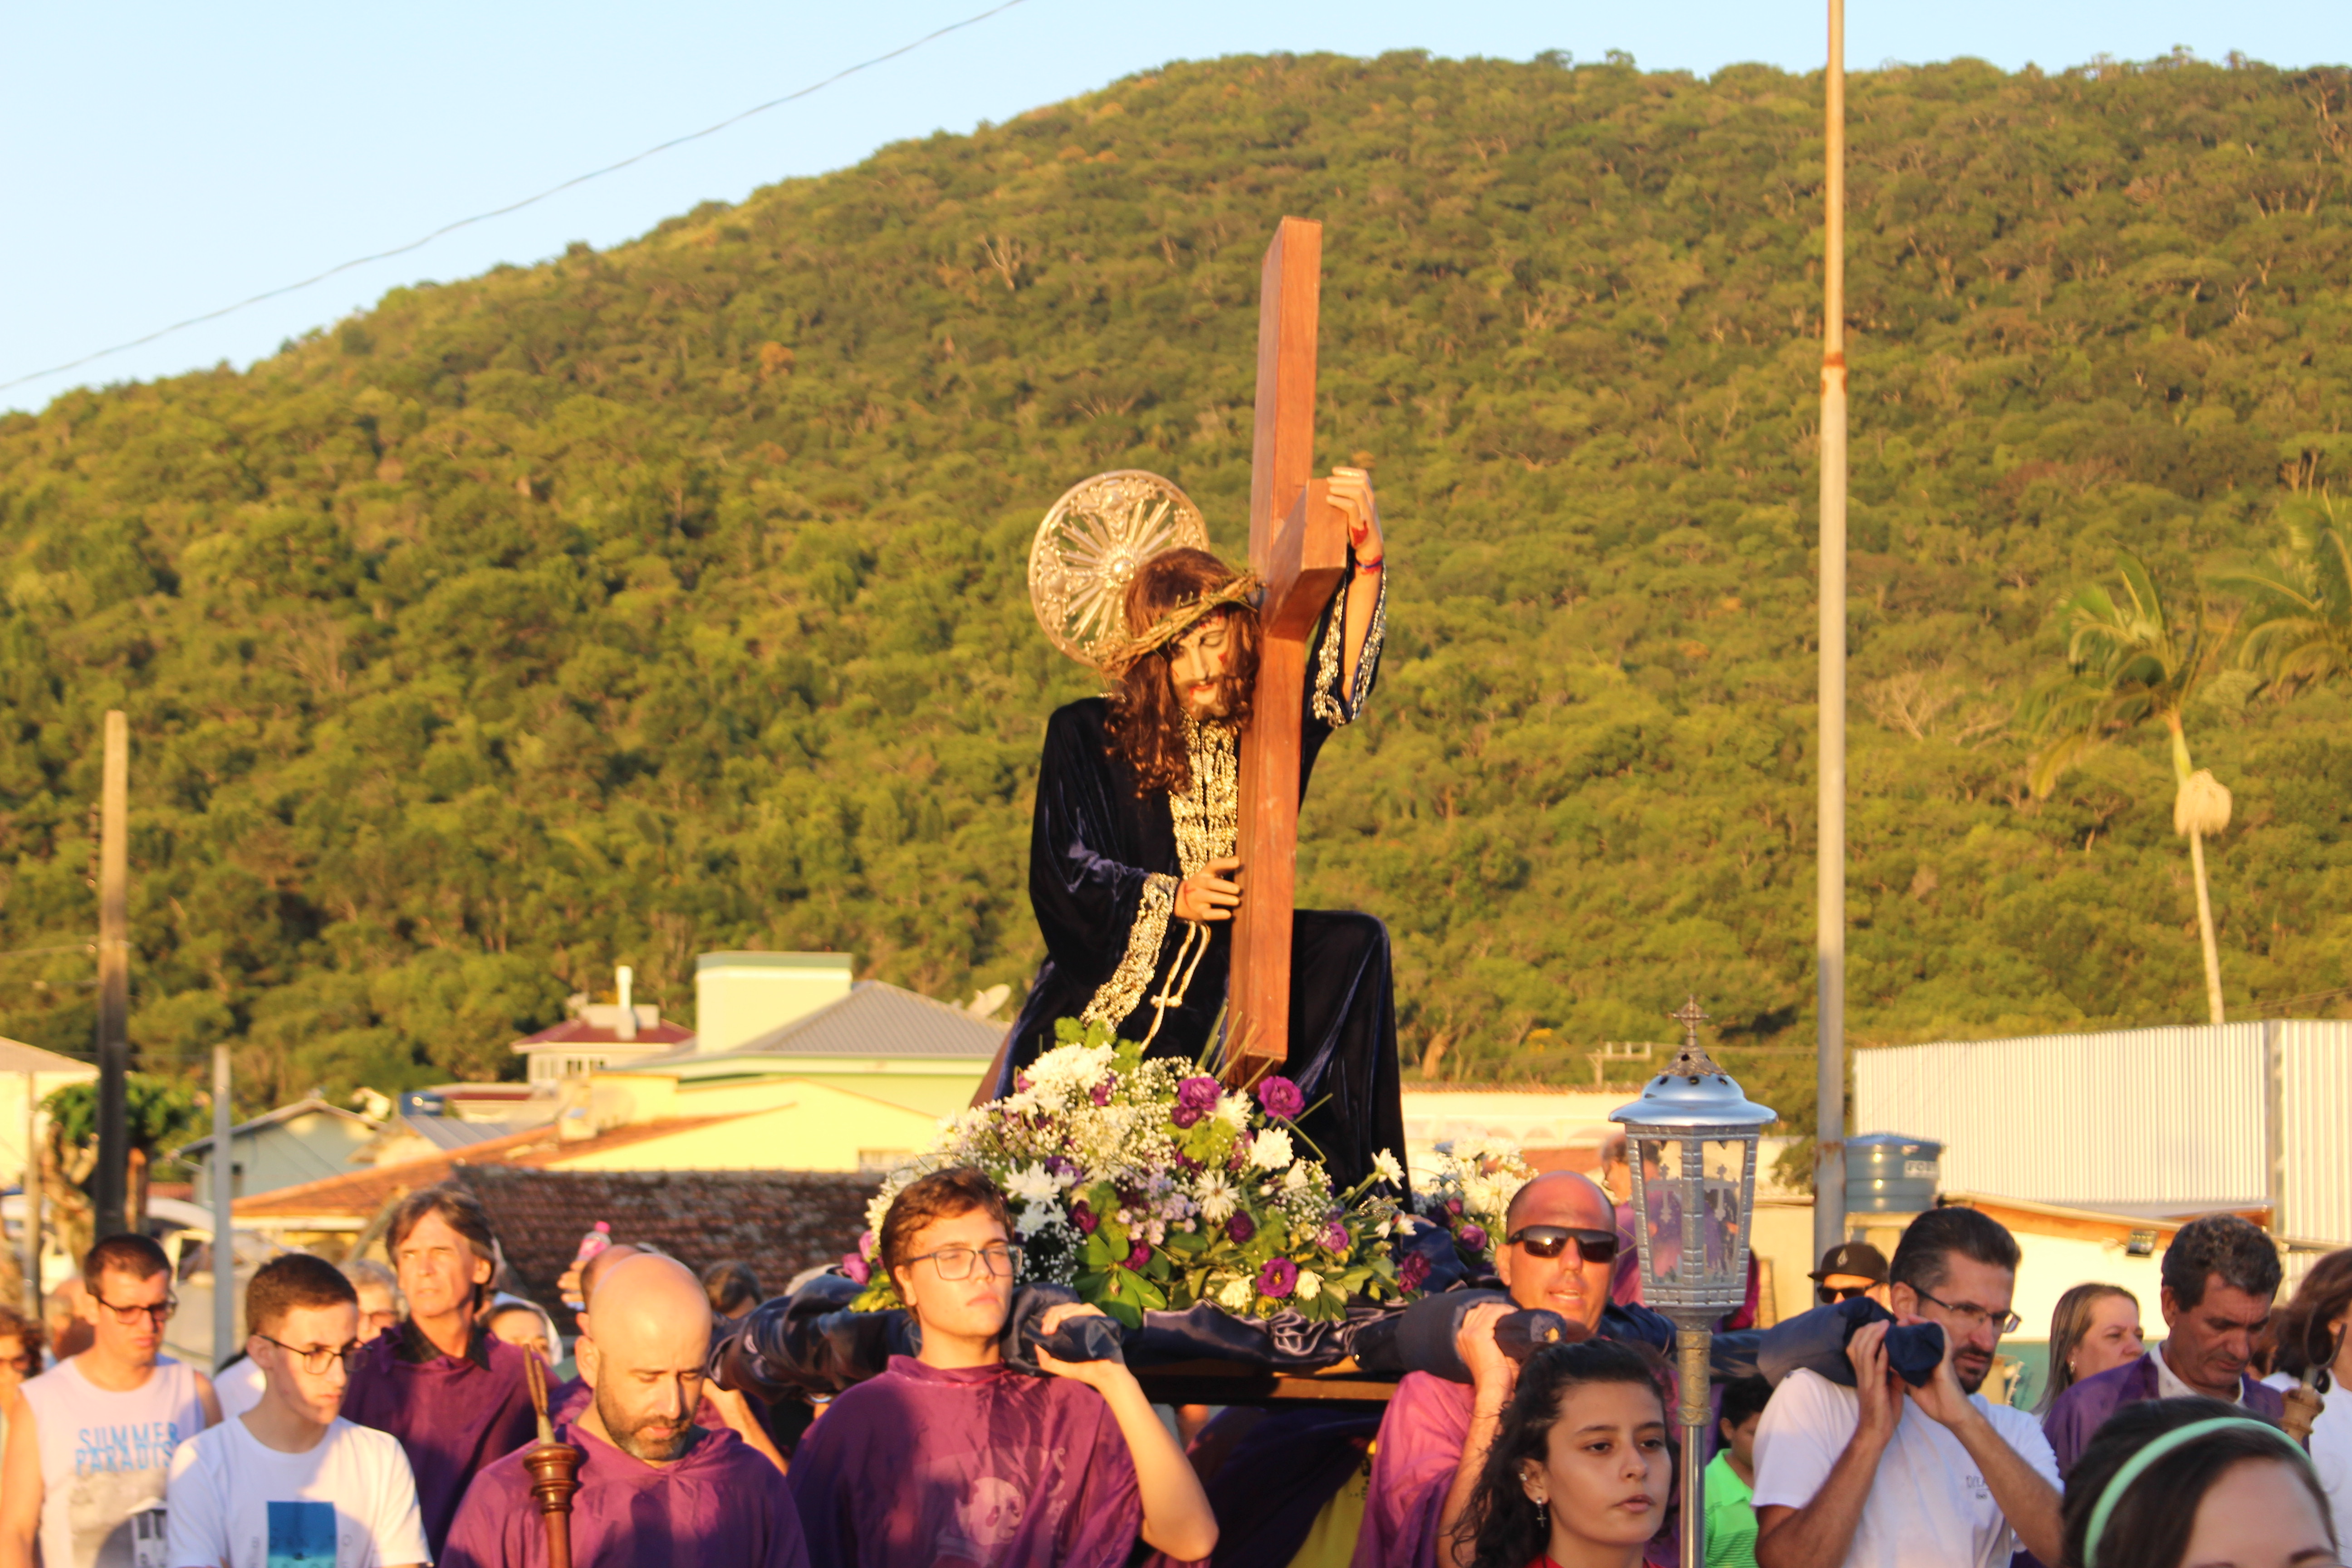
[1218,1277,1254,1312]
[1215,1093,1251,1131]
[1004,1162,1061,1208]
[1015,1203,1056,1239]
[1372,1149,1406,1186]
[1282,1161,1312,1193]
[1250,1129,1295,1171]
[1296,1270,1323,1301]
[1195,1171,1240,1225]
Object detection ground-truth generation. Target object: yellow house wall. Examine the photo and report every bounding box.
[587,1062,987,1132]
[554,1081,944,1173]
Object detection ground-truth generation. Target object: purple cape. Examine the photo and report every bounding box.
[439,1421,808,1568]
[340,1323,540,1556]
[786,1354,1143,1568]
[1353,1372,1676,1568]
[2042,1351,2287,1477]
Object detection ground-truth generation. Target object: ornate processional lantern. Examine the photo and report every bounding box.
[1609,998,1777,1568]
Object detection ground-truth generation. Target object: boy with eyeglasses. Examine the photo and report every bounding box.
[2,1234,220,1568]
[1356,1170,1671,1568]
[782,1166,1218,1565]
[1753,1207,2062,1568]
[165,1254,426,1568]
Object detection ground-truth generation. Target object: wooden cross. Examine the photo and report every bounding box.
[1227,217,1350,1083]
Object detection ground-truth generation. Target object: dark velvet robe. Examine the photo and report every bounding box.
[996,578,1403,1190]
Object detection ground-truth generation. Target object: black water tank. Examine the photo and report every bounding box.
[1845,1132,1941,1214]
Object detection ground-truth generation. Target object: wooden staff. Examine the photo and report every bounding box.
[522,1348,584,1568]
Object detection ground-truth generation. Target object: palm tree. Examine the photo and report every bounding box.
[2213,495,2352,697]
[2016,554,2232,1024]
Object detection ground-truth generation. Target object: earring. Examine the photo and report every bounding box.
[1532,1495,1549,1530]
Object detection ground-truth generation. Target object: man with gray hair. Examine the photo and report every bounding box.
[2041,1212,2285,1475]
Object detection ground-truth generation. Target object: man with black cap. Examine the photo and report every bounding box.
[1810,1243,1890,1310]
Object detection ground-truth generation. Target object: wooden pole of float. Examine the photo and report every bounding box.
[93,711,131,1242]
[1813,0,1851,1261]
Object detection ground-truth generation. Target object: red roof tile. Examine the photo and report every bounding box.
[231,1118,739,1221]
[510,1018,695,1050]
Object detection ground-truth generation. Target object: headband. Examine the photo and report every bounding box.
[2084,1416,2316,1568]
[1094,571,1262,676]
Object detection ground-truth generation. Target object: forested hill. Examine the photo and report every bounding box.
[4,51,2350,1134]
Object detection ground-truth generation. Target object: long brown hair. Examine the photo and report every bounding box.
[1104,549,1260,796]
[2039,1282,2139,1413]
[2272,1248,2352,1380]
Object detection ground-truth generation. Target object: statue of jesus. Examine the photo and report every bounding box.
[994,467,1402,1190]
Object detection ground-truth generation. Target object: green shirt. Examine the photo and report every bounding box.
[1704,1449,1760,1568]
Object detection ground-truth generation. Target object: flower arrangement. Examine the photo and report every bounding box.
[1409,1136,1537,1286]
[847,1019,1414,1326]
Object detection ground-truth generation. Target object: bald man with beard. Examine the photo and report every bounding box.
[1354,1172,1664,1568]
[439,1255,808,1568]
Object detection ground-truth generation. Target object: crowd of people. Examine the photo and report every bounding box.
[0,1169,2345,1568]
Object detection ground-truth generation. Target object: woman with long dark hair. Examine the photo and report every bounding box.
[2037,1283,2143,1414]
[2271,1248,2352,1534]
[1454,1338,1673,1568]
[2058,1395,2338,1568]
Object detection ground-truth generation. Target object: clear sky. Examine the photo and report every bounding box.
[5,0,2344,414]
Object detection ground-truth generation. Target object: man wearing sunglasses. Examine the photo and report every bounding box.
[2,1234,221,1568]
[1357,1170,1646,1568]
[166,1254,427,1568]
[784,1166,1218,1565]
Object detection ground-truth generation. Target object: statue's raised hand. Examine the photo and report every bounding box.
[1328,466,1384,567]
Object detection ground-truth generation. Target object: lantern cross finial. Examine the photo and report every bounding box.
[1664,996,1723,1080]
[1669,996,1710,1053]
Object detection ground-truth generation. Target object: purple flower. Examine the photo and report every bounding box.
[1258,1257,1298,1299]
[1398,1251,1431,1292]
[856,1229,878,1259]
[840,1253,871,1285]
[1045,1156,1078,1179]
[1254,1075,1305,1121]
[1172,1075,1221,1129]
[1459,1224,1491,1253]
[1015,1073,1034,1093]
[1322,1222,1351,1254]
[1125,1238,1152,1270]
[1072,1200,1099,1235]
[1446,1198,1465,1217]
[1092,1078,1115,1107]
[1226,1212,1257,1244]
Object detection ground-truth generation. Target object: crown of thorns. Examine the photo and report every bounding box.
[1095,571,1263,675]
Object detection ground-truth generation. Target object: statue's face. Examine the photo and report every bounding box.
[1166,614,1237,720]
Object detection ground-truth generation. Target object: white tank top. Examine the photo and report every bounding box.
[19,1354,205,1568]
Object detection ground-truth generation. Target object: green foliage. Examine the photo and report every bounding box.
[2,51,2352,1151]
[2018,553,2217,792]
[42,1075,207,1178]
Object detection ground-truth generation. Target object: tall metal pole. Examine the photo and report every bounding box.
[93,710,130,1242]
[20,1072,39,1316]
[211,1045,235,1372]
[1813,0,1851,1260]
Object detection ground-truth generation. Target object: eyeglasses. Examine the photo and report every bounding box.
[904,1245,1023,1281]
[258,1336,365,1375]
[1913,1286,2023,1336]
[93,1294,176,1326]
[1504,1226,1621,1264]
[1818,1284,1873,1305]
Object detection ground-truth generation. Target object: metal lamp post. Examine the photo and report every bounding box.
[1610,1000,1777,1568]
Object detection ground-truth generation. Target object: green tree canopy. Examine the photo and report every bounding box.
[2,50,2351,1146]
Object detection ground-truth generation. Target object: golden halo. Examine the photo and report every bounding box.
[1029,470,1213,668]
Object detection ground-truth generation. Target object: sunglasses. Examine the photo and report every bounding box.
[1818,1284,1874,1305]
[1504,1226,1621,1264]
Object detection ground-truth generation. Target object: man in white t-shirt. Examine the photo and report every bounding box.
[166,1254,427,1568]
[1753,1207,2063,1568]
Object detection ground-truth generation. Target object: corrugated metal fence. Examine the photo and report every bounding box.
[1854,1020,2352,1248]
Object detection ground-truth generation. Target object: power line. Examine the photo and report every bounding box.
[1,0,1037,395]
